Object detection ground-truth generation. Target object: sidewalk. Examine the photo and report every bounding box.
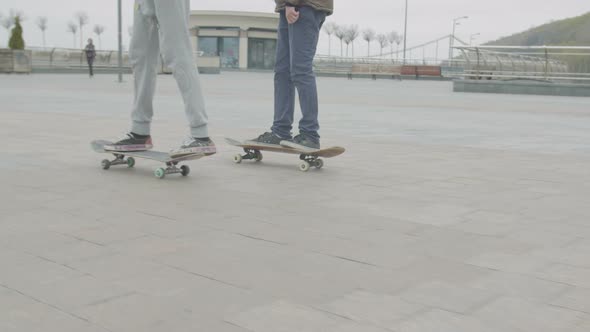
[1,72,589,332]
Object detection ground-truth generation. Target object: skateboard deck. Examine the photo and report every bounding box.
[225,138,345,172]
[91,140,204,179]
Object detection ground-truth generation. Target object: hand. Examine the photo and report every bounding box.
[286,7,300,24]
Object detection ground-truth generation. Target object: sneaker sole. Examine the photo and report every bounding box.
[104,144,153,152]
[280,141,320,153]
[170,147,217,157]
[243,141,287,149]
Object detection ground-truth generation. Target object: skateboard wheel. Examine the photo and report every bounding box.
[101,159,111,170]
[127,157,136,168]
[254,151,263,162]
[299,161,311,172]
[315,159,324,169]
[181,165,190,176]
[155,167,166,179]
[233,154,243,164]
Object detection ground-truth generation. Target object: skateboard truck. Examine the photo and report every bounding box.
[101,154,136,170]
[153,161,190,179]
[101,154,190,179]
[299,154,324,172]
[233,148,263,164]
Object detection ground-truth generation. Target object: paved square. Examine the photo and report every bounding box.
[1,72,589,331]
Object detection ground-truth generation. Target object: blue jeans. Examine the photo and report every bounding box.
[271,6,326,143]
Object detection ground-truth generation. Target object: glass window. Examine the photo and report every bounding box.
[198,37,239,68]
[248,38,277,70]
[220,37,239,69]
[198,37,218,57]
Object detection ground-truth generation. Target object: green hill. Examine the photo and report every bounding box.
[485,12,590,72]
[487,12,590,46]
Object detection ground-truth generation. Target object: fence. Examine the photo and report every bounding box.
[28,47,131,69]
[27,47,211,72]
[452,46,590,84]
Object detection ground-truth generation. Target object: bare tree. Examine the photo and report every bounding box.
[9,9,26,22]
[388,31,403,60]
[376,34,389,57]
[334,25,346,57]
[322,22,337,57]
[395,35,404,60]
[362,29,376,57]
[1,9,25,31]
[387,31,397,58]
[343,34,352,57]
[93,24,105,49]
[67,22,78,49]
[75,11,89,48]
[345,25,360,58]
[0,14,11,32]
[36,17,48,48]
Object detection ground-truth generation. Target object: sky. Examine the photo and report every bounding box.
[1,0,589,58]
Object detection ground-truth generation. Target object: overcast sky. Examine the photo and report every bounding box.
[1,0,589,58]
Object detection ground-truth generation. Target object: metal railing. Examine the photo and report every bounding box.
[452,45,590,84]
[28,47,131,69]
[27,47,206,70]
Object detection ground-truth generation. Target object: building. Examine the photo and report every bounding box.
[189,11,279,70]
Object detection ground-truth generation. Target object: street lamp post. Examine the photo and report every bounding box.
[117,0,123,83]
[402,0,408,65]
[449,16,468,64]
[470,33,481,46]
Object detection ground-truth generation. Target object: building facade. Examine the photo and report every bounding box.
[189,11,279,70]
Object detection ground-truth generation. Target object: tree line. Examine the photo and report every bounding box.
[322,22,404,58]
[0,9,107,50]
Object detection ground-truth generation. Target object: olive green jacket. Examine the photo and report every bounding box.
[275,0,334,15]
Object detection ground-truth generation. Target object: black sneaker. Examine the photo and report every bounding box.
[280,134,320,152]
[245,132,285,147]
[104,133,153,152]
[170,137,217,158]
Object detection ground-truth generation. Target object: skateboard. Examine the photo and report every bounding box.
[91,140,204,179]
[225,138,345,172]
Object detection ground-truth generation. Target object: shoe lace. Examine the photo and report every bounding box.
[258,132,273,140]
[118,133,135,142]
[182,136,198,147]
[293,134,304,143]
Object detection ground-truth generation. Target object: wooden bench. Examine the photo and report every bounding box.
[351,64,402,80]
[401,65,442,78]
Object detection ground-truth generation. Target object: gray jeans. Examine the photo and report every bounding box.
[271,6,326,143]
[129,0,209,138]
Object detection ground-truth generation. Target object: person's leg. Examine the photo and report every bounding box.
[129,0,160,137]
[248,10,293,147]
[104,0,158,152]
[153,0,209,139]
[89,60,94,77]
[270,11,295,140]
[289,7,325,145]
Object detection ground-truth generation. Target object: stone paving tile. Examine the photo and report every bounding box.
[533,263,590,289]
[317,290,425,329]
[472,296,587,332]
[551,286,590,314]
[390,308,507,332]
[226,300,345,332]
[0,287,109,332]
[396,281,498,314]
[467,270,570,302]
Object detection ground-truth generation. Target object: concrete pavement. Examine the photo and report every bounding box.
[0,72,589,331]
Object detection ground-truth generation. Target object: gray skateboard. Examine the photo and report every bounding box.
[225,138,345,172]
[91,140,204,179]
